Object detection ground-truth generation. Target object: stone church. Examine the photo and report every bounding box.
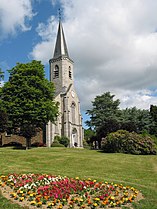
[46,21,84,148]
[0,20,83,147]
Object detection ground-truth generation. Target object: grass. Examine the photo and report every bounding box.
[0,147,157,208]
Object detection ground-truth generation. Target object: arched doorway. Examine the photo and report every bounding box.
[71,128,78,147]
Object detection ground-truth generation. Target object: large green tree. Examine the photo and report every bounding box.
[120,107,154,134]
[1,60,59,149]
[86,92,121,147]
[150,105,157,135]
[0,68,4,82]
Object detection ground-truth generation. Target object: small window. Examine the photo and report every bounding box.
[54,65,59,78]
[69,66,72,79]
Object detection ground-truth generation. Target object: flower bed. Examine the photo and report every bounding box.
[0,174,143,208]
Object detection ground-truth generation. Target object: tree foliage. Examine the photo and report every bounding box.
[0,100,8,133]
[0,68,4,81]
[86,92,157,148]
[120,107,154,133]
[86,92,121,148]
[1,60,59,149]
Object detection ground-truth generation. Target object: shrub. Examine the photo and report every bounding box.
[51,139,65,147]
[31,142,46,147]
[101,130,157,155]
[83,139,91,149]
[58,136,70,147]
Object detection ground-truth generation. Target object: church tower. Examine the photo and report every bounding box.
[46,21,83,147]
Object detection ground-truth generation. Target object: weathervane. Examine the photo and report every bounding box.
[58,8,61,21]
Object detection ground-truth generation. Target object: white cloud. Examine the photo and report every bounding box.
[30,0,157,111]
[0,0,34,39]
[29,16,58,64]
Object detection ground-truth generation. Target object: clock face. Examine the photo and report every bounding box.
[71,90,75,98]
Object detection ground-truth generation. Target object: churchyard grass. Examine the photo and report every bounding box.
[0,147,157,209]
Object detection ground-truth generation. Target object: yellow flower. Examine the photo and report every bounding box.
[110,196,115,200]
[20,197,24,201]
[30,201,36,205]
[94,197,100,201]
[37,201,42,205]
[93,180,97,183]
[75,177,79,180]
[10,192,16,197]
[79,198,84,202]
[58,204,63,209]
[48,202,54,206]
[93,203,98,207]
[29,193,34,197]
[19,190,23,194]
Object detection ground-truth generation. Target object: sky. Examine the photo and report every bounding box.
[1,0,157,128]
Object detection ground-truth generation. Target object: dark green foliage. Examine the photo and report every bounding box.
[58,136,70,147]
[86,92,121,148]
[101,130,157,155]
[86,92,120,130]
[120,107,154,134]
[1,61,59,149]
[150,105,157,135]
[51,135,69,147]
[0,68,4,81]
[0,102,8,133]
[83,139,91,149]
[51,138,65,147]
[84,129,96,148]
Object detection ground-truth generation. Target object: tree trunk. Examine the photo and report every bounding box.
[26,137,31,150]
[0,134,2,146]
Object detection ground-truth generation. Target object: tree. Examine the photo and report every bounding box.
[0,68,4,81]
[150,105,157,135]
[0,101,8,133]
[0,68,4,88]
[0,99,8,146]
[120,107,154,134]
[1,60,59,149]
[86,92,121,148]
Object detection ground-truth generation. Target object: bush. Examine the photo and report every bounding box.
[101,130,157,155]
[31,142,46,147]
[83,139,91,149]
[51,139,65,147]
[58,136,70,147]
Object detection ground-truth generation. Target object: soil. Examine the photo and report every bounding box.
[0,185,144,209]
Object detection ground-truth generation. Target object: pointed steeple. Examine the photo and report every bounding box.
[53,21,69,59]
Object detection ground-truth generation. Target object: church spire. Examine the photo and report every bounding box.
[53,21,69,59]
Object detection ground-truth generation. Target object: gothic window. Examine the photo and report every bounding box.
[54,65,59,78]
[69,66,72,79]
[71,102,76,124]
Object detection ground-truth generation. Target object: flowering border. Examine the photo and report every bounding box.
[0,174,142,208]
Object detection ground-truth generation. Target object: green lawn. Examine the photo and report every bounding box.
[0,147,157,209]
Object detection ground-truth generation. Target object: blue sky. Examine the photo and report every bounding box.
[1,0,157,128]
[0,0,56,80]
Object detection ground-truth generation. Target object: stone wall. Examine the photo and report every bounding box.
[0,131,43,147]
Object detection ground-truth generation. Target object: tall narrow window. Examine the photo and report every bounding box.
[71,102,75,124]
[54,65,59,78]
[69,66,72,79]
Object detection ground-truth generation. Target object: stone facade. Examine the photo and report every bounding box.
[46,21,83,147]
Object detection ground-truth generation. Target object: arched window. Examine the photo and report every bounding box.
[71,102,76,124]
[69,66,72,79]
[54,65,59,78]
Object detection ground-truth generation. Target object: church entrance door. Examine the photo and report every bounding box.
[72,128,78,147]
